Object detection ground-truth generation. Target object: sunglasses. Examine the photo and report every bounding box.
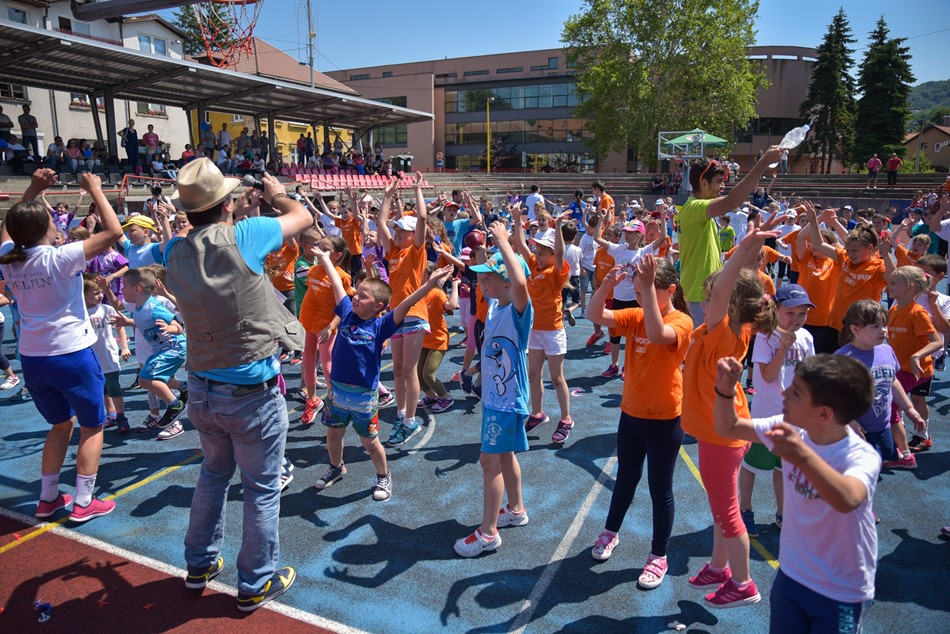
[698,160,720,182]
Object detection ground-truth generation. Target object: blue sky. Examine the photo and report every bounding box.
[159,0,947,85]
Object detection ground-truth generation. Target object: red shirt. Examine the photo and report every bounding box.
[887,157,902,171]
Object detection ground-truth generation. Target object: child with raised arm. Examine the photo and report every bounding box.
[377,173,429,447]
[586,255,692,588]
[714,354,880,634]
[455,220,533,557]
[311,237,452,501]
[0,169,124,522]
[511,205,573,442]
[84,274,131,432]
[681,223,782,609]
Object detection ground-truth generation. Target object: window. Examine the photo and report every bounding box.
[373,96,408,108]
[137,102,166,116]
[8,8,27,24]
[548,57,559,69]
[382,72,393,78]
[376,125,407,146]
[70,92,90,106]
[0,82,27,100]
[58,17,72,31]
[530,65,547,71]
[464,70,489,77]
[349,74,370,80]
[435,73,458,79]
[497,67,523,74]
[138,35,167,56]
[232,114,245,122]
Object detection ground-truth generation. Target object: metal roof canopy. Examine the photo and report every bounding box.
[0,20,433,130]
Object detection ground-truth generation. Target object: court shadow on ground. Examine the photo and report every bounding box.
[3,558,250,633]
[880,448,950,481]
[874,528,950,613]
[440,527,719,631]
[321,516,471,587]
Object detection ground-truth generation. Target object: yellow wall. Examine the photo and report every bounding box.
[189,111,352,159]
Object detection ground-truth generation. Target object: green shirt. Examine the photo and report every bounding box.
[293,255,314,316]
[718,225,735,253]
[678,197,724,302]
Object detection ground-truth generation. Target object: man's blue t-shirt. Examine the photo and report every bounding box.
[331,295,399,390]
[163,216,284,384]
[445,218,473,255]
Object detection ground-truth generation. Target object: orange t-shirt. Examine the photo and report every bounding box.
[681,315,752,448]
[527,254,570,331]
[387,242,427,321]
[888,301,936,376]
[657,235,673,258]
[797,249,840,327]
[757,269,776,297]
[894,245,922,268]
[475,285,488,323]
[298,264,352,333]
[334,215,363,257]
[422,287,450,350]
[782,228,802,272]
[830,246,888,331]
[265,240,299,293]
[598,193,615,224]
[593,247,616,301]
[613,307,693,419]
[724,244,781,263]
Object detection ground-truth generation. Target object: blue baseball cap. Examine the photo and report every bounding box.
[774,284,814,308]
[469,252,530,282]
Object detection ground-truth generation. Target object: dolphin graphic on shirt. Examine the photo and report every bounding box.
[486,336,517,398]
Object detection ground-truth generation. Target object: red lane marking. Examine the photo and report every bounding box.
[13,533,21,541]
[143,603,156,610]
[98,600,109,607]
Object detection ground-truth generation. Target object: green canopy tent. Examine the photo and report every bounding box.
[663,129,729,147]
[658,129,730,160]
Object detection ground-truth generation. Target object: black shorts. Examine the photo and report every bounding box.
[910,378,932,397]
[609,298,639,343]
[474,319,486,353]
[562,275,581,306]
[788,269,800,285]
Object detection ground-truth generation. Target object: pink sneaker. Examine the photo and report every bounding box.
[882,453,917,470]
[35,493,73,518]
[688,563,732,589]
[601,364,620,378]
[69,498,116,523]
[591,530,619,560]
[704,578,761,609]
[638,554,669,589]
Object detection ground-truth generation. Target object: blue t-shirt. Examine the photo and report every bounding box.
[163,217,284,384]
[122,237,161,269]
[481,298,533,415]
[445,218,473,255]
[835,343,898,433]
[132,296,186,355]
[331,295,399,390]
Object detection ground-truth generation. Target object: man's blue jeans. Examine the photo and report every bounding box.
[183,373,288,595]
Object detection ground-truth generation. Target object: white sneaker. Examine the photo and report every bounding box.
[0,375,19,391]
[454,528,501,557]
[372,471,392,501]
[157,420,185,440]
[496,505,529,527]
[591,530,619,560]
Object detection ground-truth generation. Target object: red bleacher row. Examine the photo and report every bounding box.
[279,166,432,191]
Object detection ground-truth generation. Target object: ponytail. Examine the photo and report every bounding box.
[0,200,51,263]
[729,269,777,336]
[0,244,28,264]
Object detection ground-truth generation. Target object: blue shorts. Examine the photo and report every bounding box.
[21,347,106,428]
[770,569,871,634]
[481,408,529,454]
[322,382,380,439]
[391,317,430,339]
[140,348,186,383]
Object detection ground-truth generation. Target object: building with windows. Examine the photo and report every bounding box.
[0,1,191,158]
[327,46,819,173]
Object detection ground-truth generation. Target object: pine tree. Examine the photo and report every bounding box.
[799,8,856,173]
[854,17,915,166]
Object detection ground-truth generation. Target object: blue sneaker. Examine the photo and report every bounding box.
[741,509,759,538]
[387,418,421,447]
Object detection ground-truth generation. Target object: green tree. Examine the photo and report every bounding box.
[853,18,914,164]
[562,0,766,170]
[172,5,235,56]
[799,8,856,173]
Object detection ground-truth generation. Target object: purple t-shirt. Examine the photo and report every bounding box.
[97,249,129,302]
[834,343,899,433]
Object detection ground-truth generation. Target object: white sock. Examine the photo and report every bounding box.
[75,473,97,507]
[40,472,60,503]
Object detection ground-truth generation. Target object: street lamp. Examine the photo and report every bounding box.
[915,118,926,173]
[486,95,495,174]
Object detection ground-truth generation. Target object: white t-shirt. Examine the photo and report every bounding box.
[563,244,582,276]
[606,241,655,302]
[753,415,880,603]
[525,192,545,220]
[751,329,814,417]
[775,224,795,257]
[125,295,179,363]
[217,130,232,147]
[88,303,122,373]
[915,290,950,359]
[935,218,950,242]
[579,233,599,271]
[728,210,750,243]
[320,213,342,237]
[0,241,96,356]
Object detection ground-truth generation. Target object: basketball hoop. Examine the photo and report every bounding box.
[192,0,263,69]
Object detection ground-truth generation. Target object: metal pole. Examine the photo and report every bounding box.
[915,119,924,173]
[486,96,493,174]
[89,93,103,148]
[307,0,315,89]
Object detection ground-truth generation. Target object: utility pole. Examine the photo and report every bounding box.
[307,0,315,88]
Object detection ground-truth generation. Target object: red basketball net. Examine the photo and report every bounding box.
[193,0,263,69]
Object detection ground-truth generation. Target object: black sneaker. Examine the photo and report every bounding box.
[184,556,224,589]
[178,385,188,404]
[128,375,141,390]
[157,400,186,428]
[314,464,346,489]
[236,567,296,612]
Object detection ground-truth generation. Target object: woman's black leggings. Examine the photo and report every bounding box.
[604,412,684,557]
[0,321,10,372]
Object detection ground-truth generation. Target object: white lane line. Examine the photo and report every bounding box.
[510,455,618,634]
[406,414,437,455]
[0,506,371,634]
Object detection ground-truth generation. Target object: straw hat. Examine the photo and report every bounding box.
[170,157,241,213]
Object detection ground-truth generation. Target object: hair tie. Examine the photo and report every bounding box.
[761,293,772,307]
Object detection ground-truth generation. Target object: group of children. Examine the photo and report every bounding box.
[2,158,949,631]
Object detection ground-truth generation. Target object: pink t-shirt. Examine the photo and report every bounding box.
[143,132,159,150]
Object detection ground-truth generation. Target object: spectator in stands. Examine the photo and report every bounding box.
[866,154,882,189]
[200,122,215,154]
[259,132,269,163]
[119,119,139,171]
[671,171,682,195]
[217,123,232,155]
[79,140,97,172]
[143,124,160,164]
[886,153,903,190]
[46,136,66,169]
[353,152,365,175]
[305,132,315,164]
[652,174,664,194]
[151,155,177,180]
[2,133,28,173]
[0,106,13,138]
[235,128,251,156]
[216,145,237,175]
[296,134,307,166]
[181,144,197,164]
[18,104,39,160]
[251,154,265,175]
[64,140,83,174]
[333,136,344,158]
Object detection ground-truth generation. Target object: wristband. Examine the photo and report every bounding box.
[714,387,736,399]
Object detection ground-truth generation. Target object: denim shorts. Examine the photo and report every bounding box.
[140,348,186,383]
[391,317,430,340]
[481,407,529,454]
[21,347,106,427]
[323,382,380,439]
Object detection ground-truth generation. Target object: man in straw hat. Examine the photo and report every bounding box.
[162,158,310,611]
